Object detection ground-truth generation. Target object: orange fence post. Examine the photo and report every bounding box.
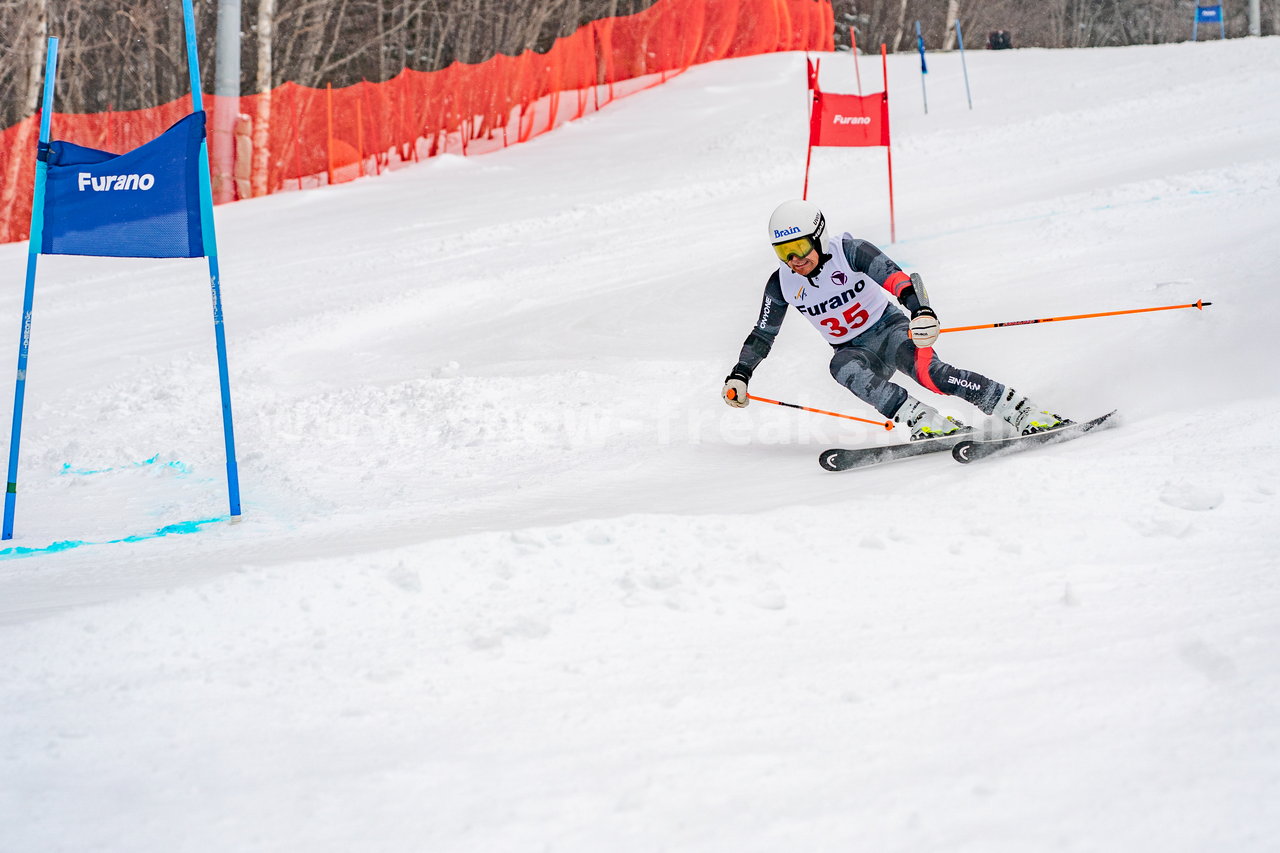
[292,86,305,189]
[325,82,335,185]
[356,98,365,177]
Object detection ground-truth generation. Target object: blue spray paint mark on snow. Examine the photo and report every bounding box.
[0,517,226,561]
[60,456,193,478]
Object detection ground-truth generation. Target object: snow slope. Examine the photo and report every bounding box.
[1,37,1278,852]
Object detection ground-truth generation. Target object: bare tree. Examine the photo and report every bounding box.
[0,0,49,127]
[251,0,273,197]
[0,0,48,240]
[891,0,910,52]
[943,0,959,50]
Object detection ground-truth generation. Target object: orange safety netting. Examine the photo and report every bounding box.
[0,0,833,245]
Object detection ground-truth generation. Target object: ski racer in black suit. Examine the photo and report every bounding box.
[722,199,1070,440]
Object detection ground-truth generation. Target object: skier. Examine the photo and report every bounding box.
[722,199,1070,440]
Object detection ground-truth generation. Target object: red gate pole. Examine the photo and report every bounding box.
[851,27,863,95]
[802,58,819,199]
[882,44,895,243]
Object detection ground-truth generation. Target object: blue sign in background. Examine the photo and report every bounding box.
[41,111,206,259]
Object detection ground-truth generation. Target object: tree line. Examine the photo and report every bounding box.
[3,0,1278,131]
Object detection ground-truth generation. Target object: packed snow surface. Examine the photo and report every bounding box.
[2,38,1278,852]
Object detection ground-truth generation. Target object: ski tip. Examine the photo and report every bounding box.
[1092,409,1120,427]
[951,440,976,464]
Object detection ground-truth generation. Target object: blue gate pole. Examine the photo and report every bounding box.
[183,0,241,518]
[3,38,59,541]
[955,19,973,110]
[915,21,929,115]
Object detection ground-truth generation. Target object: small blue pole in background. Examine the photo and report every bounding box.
[183,0,241,518]
[3,38,59,540]
[915,20,928,115]
[955,18,973,110]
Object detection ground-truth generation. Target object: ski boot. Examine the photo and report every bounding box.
[893,397,968,441]
[992,387,1073,436]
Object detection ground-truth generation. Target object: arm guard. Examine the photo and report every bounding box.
[733,271,787,375]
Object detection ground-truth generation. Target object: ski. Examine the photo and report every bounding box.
[819,429,974,472]
[951,410,1118,464]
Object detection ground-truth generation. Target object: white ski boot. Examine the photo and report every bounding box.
[992,387,1071,436]
[893,397,968,441]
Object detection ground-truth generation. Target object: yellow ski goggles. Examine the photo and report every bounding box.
[771,235,817,262]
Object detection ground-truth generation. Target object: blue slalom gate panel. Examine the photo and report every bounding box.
[40,112,206,259]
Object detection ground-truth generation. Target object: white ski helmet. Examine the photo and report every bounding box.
[767,199,826,262]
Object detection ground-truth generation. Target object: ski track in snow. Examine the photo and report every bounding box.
[1,39,1278,852]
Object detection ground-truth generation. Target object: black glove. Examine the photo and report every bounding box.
[909,306,940,348]
[722,367,750,408]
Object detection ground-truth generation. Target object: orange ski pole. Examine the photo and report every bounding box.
[940,299,1212,334]
[728,389,894,430]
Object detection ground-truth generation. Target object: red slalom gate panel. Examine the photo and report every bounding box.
[809,90,890,148]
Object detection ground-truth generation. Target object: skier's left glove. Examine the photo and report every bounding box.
[909,306,941,348]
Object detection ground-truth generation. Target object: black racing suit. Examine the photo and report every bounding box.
[730,235,1007,419]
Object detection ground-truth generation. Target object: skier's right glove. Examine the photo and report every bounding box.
[909,306,941,348]
[722,368,750,408]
